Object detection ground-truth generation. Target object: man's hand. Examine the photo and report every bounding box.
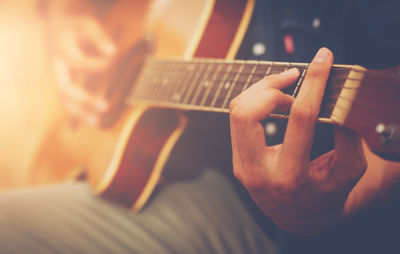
[49,14,116,126]
[229,48,368,234]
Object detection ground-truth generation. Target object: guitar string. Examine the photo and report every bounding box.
[146,58,400,91]
[133,61,398,121]
[135,71,396,103]
[150,57,400,83]
[141,60,400,92]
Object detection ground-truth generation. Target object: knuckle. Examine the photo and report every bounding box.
[290,103,316,122]
[229,98,248,123]
[270,175,298,202]
[306,64,329,80]
[265,87,281,98]
[264,73,281,82]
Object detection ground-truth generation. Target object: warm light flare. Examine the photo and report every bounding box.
[0,0,58,188]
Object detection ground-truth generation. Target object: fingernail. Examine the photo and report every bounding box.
[314,47,331,63]
[281,68,299,76]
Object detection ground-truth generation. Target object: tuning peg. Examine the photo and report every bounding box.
[376,123,400,145]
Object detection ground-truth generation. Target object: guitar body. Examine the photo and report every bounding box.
[31,0,254,211]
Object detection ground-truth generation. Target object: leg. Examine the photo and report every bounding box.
[0,170,278,254]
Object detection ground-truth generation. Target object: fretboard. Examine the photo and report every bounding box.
[128,57,363,123]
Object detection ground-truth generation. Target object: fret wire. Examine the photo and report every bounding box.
[146,60,160,100]
[163,62,182,101]
[179,62,197,104]
[152,61,170,100]
[130,60,151,99]
[292,66,308,97]
[166,61,188,102]
[148,61,165,100]
[241,63,270,91]
[200,62,223,106]
[169,61,185,100]
[144,61,352,93]
[182,62,206,104]
[266,65,272,76]
[187,61,213,104]
[210,64,233,107]
[159,61,176,101]
[241,63,257,92]
[148,60,167,100]
[136,60,153,99]
[171,62,196,103]
[166,61,181,102]
[222,64,244,108]
[171,61,198,103]
[129,58,367,120]
[190,61,215,105]
[140,61,155,98]
[152,61,173,101]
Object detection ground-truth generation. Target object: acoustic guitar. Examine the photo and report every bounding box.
[31,0,400,211]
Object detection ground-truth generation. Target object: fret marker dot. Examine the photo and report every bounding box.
[224,82,231,89]
[252,42,266,56]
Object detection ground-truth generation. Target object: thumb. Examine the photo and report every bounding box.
[334,127,367,176]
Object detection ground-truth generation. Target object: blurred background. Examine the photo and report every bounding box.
[0,0,59,189]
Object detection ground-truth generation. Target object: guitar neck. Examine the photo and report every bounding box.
[128,57,365,125]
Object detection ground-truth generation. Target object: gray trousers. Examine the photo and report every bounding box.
[0,170,277,254]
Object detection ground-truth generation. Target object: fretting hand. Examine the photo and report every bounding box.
[229,48,368,234]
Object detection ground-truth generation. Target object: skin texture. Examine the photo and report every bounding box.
[229,48,400,235]
[48,10,117,126]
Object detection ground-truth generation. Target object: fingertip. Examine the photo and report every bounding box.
[313,47,333,64]
[281,68,300,77]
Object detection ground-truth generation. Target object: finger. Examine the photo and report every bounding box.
[57,17,116,71]
[81,17,116,57]
[59,36,112,71]
[62,98,100,126]
[54,59,110,114]
[281,47,333,162]
[334,127,366,178]
[242,68,300,96]
[230,69,299,155]
[230,90,293,185]
[230,89,294,163]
